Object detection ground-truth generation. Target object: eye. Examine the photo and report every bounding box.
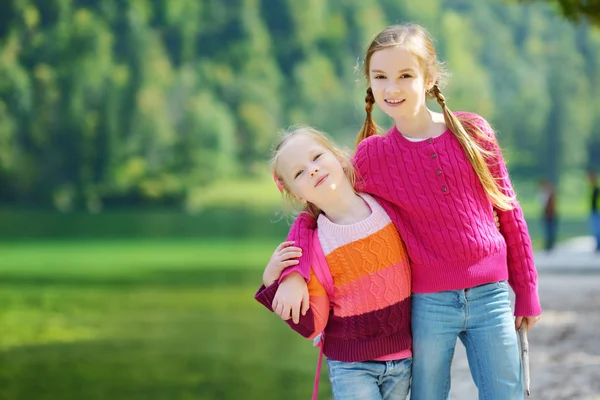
[400,73,412,79]
[313,153,323,161]
[373,74,386,80]
[294,170,303,179]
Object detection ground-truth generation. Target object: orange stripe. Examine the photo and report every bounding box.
[326,223,408,288]
[333,262,411,317]
[308,295,330,339]
[308,269,327,296]
[307,269,330,339]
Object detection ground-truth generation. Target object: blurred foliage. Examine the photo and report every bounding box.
[0,0,599,212]
[518,0,600,25]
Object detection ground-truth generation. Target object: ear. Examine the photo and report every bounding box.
[425,74,438,92]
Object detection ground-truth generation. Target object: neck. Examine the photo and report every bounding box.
[318,185,371,225]
[394,108,444,139]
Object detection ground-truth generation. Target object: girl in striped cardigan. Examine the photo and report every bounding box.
[255,126,412,400]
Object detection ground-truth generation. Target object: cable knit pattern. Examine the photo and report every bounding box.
[281,112,541,317]
[255,194,412,362]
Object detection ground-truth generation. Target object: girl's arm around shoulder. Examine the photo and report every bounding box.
[255,268,331,340]
[279,212,317,282]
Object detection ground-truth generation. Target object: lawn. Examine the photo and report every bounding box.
[0,239,329,400]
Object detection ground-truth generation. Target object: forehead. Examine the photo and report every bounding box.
[370,47,421,71]
[278,135,324,166]
[279,134,323,157]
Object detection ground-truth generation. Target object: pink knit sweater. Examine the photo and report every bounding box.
[283,112,541,316]
[256,194,412,362]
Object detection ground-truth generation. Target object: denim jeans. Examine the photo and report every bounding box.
[410,281,523,400]
[326,357,412,400]
[591,212,600,251]
[542,216,557,251]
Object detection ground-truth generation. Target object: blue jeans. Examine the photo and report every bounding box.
[591,212,600,251]
[542,216,557,251]
[411,281,523,400]
[326,357,412,400]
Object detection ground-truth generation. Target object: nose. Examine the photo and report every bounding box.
[386,82,401,94]
[310,165,319,177]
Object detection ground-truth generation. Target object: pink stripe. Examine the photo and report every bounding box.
[375,349,412,361]
[333,262,411,318]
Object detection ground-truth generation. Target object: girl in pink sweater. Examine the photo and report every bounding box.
[271,24,542,400]
[257,126,412,400]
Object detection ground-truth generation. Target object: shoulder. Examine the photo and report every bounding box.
[454,111,496,139]
[355,133,383,155]
[355,129,395,159]
[354,135,379,172]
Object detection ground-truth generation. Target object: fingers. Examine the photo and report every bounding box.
[279,246,302,259]
[274,296,291,321]
[515,315,541,332]
[525,316,541,332]
[280,303,291,320]
[281,259,299,268]
[291,303,300,324]
[276,241,296,251]
[276,247,302,269]
[515,316,523,331]
[273,303,285,320]
[493,209,500,230]
[301,288,310,316]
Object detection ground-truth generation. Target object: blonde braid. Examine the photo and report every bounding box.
[355,88,379,147]
[432,85,514,210]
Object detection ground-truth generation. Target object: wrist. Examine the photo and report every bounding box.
[262,275,275,287]
[281,271,302,282]
[262,269,279,287]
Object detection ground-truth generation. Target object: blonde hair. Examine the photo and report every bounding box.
[356,24,515,210]
[271,126,357,220]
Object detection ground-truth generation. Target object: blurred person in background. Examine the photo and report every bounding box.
[539,178,557,252]
[589,170,600,253]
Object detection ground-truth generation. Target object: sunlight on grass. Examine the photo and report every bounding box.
[0,238,281,273]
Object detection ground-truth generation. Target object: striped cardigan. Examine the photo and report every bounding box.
[255,194,412,362]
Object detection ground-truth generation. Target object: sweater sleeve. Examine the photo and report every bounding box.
[278,212,317,282]
[468,115,541,316]
[255,268,331,339]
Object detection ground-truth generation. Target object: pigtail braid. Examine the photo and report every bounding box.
[431,84,515,210]
[355,87,379,147]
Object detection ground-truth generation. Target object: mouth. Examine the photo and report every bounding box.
[315,174,329,187]
[385,99,405,107]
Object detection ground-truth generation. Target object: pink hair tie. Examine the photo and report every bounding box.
[273,172,284,194]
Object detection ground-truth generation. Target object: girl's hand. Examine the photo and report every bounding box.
[493,209,500,230]
[515,315,541,332]
[272,272,309,324]
[262,241,302,287]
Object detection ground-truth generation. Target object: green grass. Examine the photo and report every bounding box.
[0,239,330,400]
[0,239,281,273]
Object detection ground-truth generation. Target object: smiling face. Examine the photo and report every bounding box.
[368,47,434,120]
[275,133,347,209]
